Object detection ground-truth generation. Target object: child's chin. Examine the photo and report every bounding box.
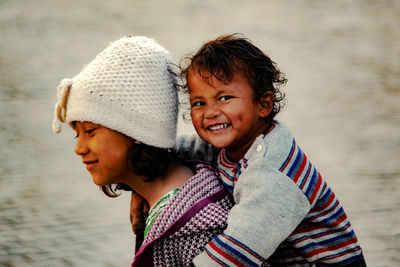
[207,140,229,148]
[211,143,226,148]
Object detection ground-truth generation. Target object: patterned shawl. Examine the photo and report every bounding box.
[132,163,234,266]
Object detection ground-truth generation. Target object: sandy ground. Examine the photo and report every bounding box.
[1,0,399,266]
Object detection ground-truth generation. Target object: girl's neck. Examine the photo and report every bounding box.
[127,163,194,209]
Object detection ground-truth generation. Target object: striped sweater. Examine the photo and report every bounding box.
[181,121,364,266]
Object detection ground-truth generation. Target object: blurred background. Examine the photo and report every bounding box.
[0,0,399,266]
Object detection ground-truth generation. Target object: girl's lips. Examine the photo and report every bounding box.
[84,161,98,170]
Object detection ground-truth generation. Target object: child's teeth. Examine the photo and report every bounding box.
[209,124,228,130]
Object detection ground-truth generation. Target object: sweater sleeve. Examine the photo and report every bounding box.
[193,155,310,266]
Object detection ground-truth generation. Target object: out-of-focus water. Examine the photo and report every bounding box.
[0,0,399,266]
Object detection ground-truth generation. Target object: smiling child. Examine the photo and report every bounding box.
[178,34,366,266]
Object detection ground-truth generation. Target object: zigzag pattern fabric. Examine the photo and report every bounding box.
[132,163,234,266]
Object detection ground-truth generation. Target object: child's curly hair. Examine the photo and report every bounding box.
[180,33,287,126]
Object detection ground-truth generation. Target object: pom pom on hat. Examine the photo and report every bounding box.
[52,36,178,148]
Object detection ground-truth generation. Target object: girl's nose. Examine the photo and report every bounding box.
[74,136,89,155]
[204,104,220,119]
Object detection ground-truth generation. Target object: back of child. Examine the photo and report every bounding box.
[179,34,366,266]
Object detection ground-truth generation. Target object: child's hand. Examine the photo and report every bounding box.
[130,191,149,235]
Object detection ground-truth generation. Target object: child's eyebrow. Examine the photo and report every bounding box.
[214,88,234,97]
[215,90,226,96]
[189,95,204,101]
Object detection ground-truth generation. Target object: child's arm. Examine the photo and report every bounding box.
[193,156,311,266]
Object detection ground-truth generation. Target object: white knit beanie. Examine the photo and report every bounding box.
[52,36,178,148]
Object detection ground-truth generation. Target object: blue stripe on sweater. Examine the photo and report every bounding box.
[319,206,345,225]
[317,187,332,206]
[319,246,362,264]
[204,247,230,267]
[236,162,242,176]
[308,199,340,224]
[291,221,352,244]
[220,169,234,181]
[298,230,357,253]
[305,168,319,198]
[319,230,357,247]
[299,164,312,189]
[213,236,259,266]
[279,139,296,171]
[222,234,266,262]
[287,146,302,178]
[221,182,234,193]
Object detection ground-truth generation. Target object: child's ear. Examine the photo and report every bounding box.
[258,92,274,118]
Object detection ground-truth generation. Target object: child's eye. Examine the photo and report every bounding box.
[191,101,205,107]
[219,96,233,101]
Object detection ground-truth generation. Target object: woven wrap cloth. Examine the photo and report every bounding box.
[132,163,234,266]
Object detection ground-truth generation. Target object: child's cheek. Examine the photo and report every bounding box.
[190,110,202,128]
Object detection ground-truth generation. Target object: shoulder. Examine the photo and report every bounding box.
[243,121,295,170]
[263,120,294,150]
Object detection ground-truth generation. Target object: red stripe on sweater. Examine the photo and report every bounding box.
[222,235,264,262]
[293,206,344,234]
[205,249,229,267]
[309,173,323,204]
[293,154,308,183]
[263,123,276,136]
[281,142,296,172]
[208,241,246,267]
[311,191,336,213]
[310,201,340,222]
[293,224,352,246]
[219,170,234,181]
[329,212,348,228]
[219,150,236,168]
[304,237,359,258]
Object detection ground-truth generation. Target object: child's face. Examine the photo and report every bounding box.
[188,70,270,161]
[73,122,135,186]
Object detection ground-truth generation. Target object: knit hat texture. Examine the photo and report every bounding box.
[53,36,178,148]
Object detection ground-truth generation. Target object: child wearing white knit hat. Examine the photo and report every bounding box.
[53,36,178,148]
[52,36,233,266]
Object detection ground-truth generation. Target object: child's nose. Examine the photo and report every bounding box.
[74,136,89,155]
[204,104,220,119]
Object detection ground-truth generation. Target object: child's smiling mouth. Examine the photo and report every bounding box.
[207,123,231,131]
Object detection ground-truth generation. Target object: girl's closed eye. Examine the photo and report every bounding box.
[86,128,98,136]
